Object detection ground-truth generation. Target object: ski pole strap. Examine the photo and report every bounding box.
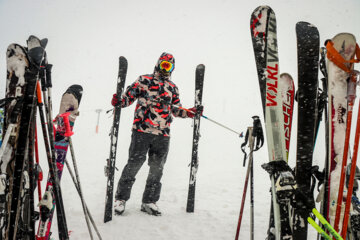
[320,47,328,79]
[240,116,264,167]
[240,128,250,166]
[251,116,264,151]
[326,40,360,73]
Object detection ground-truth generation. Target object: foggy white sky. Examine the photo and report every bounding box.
[0,1,359,238]
[0,0,359,166]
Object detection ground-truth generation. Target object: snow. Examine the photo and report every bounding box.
[0,0,360,239]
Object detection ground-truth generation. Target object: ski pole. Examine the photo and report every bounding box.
[171,105,243,137]
[64,159,103,240]
[308,217,332,240]
[312,208,343,240]
[95,109,102,133]
[249,130,254,240]
[34,125,42,201]
[235,127,254,240]
[341,71,360,239]
[36,80,69,240]
[61,112,94,240]
[333,71,357,233]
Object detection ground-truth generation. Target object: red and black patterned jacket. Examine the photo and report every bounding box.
[120,53,188,136]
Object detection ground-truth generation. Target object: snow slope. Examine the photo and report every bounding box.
[0,0,360,239]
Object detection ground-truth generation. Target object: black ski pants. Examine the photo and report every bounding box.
[115,130,170,203]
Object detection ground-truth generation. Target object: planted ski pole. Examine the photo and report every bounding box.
[64,158,102,240]
[333,71,357,233]
[341,72,360,239]
[34,125,43,201]
[249,146,254,240]
[235,127,254,240]
[95,109,102,133]
[235,116,264,240]
[61,112,94,240]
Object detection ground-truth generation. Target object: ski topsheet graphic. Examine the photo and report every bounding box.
[327,33,357,231]
[250,5,293,239]
[279,73,295,158]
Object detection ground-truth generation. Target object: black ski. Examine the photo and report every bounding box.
[292,21,320,240]
[104,56,128,223]
[186,64,205,213]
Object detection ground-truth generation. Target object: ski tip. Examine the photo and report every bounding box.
[40,38,48,48]
[119,56,127,62]
[119,56,128,66]
[280,73,293,80]
[331,32,356,43]
[65,84,83,103]
[196,64,205,70]
[296,21,319,34]
[253,5,273,14]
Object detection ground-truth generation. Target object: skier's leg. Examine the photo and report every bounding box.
[142,135,170,203]
[115,131,150,201]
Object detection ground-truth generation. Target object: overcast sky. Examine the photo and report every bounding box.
[0,0,359,137]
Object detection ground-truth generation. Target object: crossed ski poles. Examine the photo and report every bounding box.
[308,208,343,240]
[60,112,102,240]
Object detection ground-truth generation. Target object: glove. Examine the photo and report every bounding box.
[187,105,204,118]
[111,93,121,107]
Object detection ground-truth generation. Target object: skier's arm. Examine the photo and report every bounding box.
[111,78,141,108]
[171,87,188,118]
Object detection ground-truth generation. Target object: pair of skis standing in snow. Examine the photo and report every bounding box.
[239,5,360,240]
[0,36,101,240]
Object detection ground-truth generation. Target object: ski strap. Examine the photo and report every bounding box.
[326,41,360,73]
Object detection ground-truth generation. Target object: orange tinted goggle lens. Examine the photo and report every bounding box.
[160,61,174,72]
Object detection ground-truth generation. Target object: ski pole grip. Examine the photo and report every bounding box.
[46,64,53,88]
[60,112,74,137]
[40,69,47,91]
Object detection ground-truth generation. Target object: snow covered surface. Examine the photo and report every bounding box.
[1,0,360,239]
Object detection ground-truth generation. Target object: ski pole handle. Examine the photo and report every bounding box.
[60,112,74,137]
[45,64,53,88]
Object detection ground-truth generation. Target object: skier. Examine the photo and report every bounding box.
[111,52,203,216]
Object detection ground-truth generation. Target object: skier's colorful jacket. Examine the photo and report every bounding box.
[120,53,188,136]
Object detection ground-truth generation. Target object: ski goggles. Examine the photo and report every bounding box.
[159,60,174,73]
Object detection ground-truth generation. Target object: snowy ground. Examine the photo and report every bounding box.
[1,0,360,239]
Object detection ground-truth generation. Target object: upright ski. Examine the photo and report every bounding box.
[37,84,83,240]
[326,33,358,230]
[6,37,45,240]
[186,64,205,213]
[104,56,128,223]
[280,73,295,158]
[293,21,320,240]
[250,6,293,239]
